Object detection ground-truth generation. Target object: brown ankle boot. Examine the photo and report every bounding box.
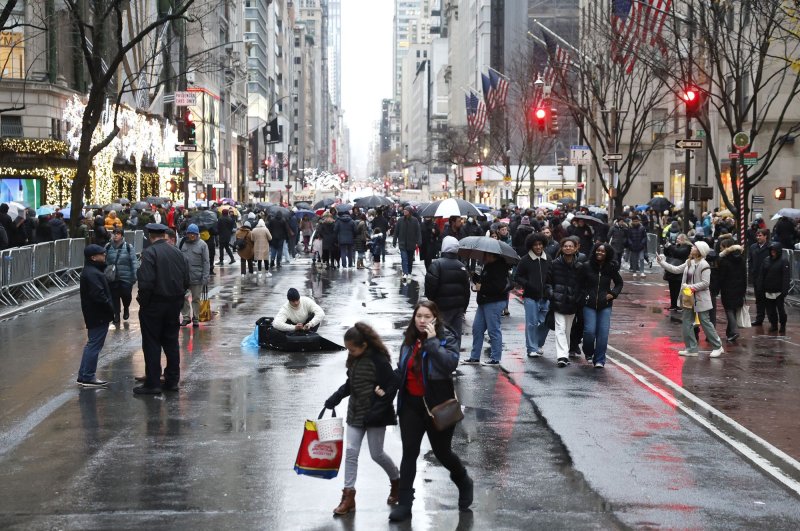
[333,487,356,516]
[387,479,400,505]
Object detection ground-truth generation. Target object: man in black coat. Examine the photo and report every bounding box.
[514,233,551,357]
[761,242,790,334]
[420,217,441,270]
[267,211,292,268]
[392,207,421,280]
[748,228,771,326]
[135,224,191,394]
[216,209,237,265]
[0,203,15,247]
[424,236,470,345]
[77,244,116,388]
[511,216,535,257]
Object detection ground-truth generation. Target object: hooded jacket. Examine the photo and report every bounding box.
[235,226,255,260]
[473,258,510,305]
[325,349,399,428]
[761,243,790,296]
[717,244,747,309]
[250,219,272,261]
[267,213,291,241]
[105,239,138,286]
[333,213,356,245]
[660,253,713,312]
[424,243,470,313]
[179,236,210,285]
[545,254,584,314]
[580,251,623,310]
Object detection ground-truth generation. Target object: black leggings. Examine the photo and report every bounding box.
[668,276,681,308]
[398,394,465,492]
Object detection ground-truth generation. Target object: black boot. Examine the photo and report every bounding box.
[779,323,786,335]
[451,469,473,510]
[270,259,275,269]
[388,488,414,522]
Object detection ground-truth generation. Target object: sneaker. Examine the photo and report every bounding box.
[162,382,180,392]
[527,351,542,358]
[677,350,699,356]
[501,309,510,317]
[557,358,569,368]
[585,356,593,363]
[77,379,108,388]
[726,333,740,342]
[594,362,605,369]
[180,319,191,327]
[265,271,272,277]
[481,359,500,366]
[133,385,162,395]
[536,348,544,356]
[461,358,480,364]
[568,350,580,358]
[709,347,724,358]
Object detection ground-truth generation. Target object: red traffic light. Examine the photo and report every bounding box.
[532,107,547,131]
[534,108,547,120]
[682,89,697,103]
[681,87,702,117]
[775,187,787,200]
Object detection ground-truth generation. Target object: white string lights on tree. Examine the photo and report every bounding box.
[64,95,178,203]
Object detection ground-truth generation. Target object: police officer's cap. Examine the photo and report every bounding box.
[145,223,168,233]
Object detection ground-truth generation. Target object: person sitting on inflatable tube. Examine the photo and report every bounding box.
[274,288,326,333]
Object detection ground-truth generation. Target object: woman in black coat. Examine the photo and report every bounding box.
[717,239,747,341]
[663,234,691,310]
[579,244,623,368]
[761,242,790,334]
[545,236,584,367]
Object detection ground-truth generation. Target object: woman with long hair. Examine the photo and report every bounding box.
[579,243,623,368]
[390,301,472,522]
[545,236,584,368]
[324,322,401,516]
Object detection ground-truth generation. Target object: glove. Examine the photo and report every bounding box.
[324,397,337,410]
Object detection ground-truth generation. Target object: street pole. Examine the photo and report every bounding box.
[179,0,189,211]
[682,5,694,233]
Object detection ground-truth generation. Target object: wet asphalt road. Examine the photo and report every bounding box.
[1,251,800,530]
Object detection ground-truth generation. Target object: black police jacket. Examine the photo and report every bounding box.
[136,239,190,306]
[80,260,115,328]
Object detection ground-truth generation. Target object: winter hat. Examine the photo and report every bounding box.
[287,288,300,301]
[243,221,252,228]
[693,240,711,258]
[84,244,106,258]
[248,212,256,220]
[256,219,266,228]
[186,224,200,234]
[441,236,459,254]
[521,216,530,225]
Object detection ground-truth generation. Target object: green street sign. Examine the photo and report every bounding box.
[695,129,706,138]
[158,157,184,168]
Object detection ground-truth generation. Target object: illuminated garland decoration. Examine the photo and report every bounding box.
[0,138,69,156]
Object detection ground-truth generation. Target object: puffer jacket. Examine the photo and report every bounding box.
[319,218,337,250]
[354,219,368,252]
[512,224,535,257]
[104,240,138,286]
[396,328,459,412]
[761,243,790,296]
[334,214,356,245]
[179,237,209,285]
[424,252,470,312]
[717,245,747,309]
[580,258,623,310]
[608,224,629,255]
[545,255,584,314]
[514,252,550,300]
[325,349,399,428]
[625,223,648,252]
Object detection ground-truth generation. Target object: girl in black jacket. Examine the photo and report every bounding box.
[579,244,623,368]
[717,239,747,340]
[761,243,790,333]
[464,254,510,365]
[545,237,583,367]
[663,235,692,310]
[325,322,400,516]
[514,233,552,357]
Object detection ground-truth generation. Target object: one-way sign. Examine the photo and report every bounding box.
[602,153,623,162]
[675,139,703,149]
[175,144,198,152]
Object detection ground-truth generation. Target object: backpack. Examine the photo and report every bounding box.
[234,237,247,251]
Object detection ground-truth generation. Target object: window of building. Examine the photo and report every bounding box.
[294,57,301,64]
[0,28,25,79]
[1,115,23,137]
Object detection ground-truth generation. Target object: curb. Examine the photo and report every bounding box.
[0,286,80,321]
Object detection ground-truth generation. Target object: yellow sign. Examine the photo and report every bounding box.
[503,175,511,183]
[0,31,24,79]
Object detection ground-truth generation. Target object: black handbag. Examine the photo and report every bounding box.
[545,307,555,330]
[424,391,464,432]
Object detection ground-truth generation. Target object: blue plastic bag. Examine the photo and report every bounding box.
[241,326,260,349]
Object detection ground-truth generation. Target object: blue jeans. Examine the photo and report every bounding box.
[78,324,109,382]
[470,300,505,361]
[399,248,414,274]
[340,244,354,267]
[523,298,550,353]
[270,238,285,264]
[582,306,612,365]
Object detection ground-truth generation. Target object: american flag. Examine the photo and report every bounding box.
[489,69,509,109]
[465,92,486,140]
[612,0,673,73]
[542,32,571,86]
[481,73,494,112]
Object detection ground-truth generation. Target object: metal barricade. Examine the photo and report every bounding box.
[28,243,55,298]
[67,238,86,282]
[7,246,39,301]
[134,230,144,254]
[0,249,13,305]
[124,232,135,247]
[53,239,72,284]
[784,249,800,295]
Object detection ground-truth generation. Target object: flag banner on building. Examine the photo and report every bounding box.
[465,91,486,141]
[488,69,509,110]
[611,0,672,74]
[542,32,571,87]
[481,73,494,113]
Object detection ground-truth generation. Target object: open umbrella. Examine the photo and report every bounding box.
[418,198,481,218]
[635,204,649,211]
[537,202,559,211]
[266,205,291,218]
[771,208,800,220]
[294,209,318,220]
[648,196,673,213]
[457,236,520,265]
[6,201,26,219]
[191,209,218,229]
[557,197,576,206]
[218,205,240,217]
[103,203,124,212]
[354,195,392,208]
[335,203,353,213]
[313,198,335,209]
[473,203,493,213]
[255,202,274,211]
[295,201,311,209]
[132,201,149,210]
[573,213,605,226]
[117,198,131,205]
[36,205,55,216]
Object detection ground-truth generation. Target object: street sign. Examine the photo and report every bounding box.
[733,131,750,151]
[743,152,758,166]
[570,145,592,165]
[728,152,739,159]
[202,168,216,185]
[752,195,764,204]
[175,144,197,152]
[752,208,764,214]
[675,139,703,149]
[175,91,197,107]
[602,153,623,162]
[695,129,706,138]
[157,158,184,168]
[577,182,585,190]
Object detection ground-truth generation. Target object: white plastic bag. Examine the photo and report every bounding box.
[736,306,751,329]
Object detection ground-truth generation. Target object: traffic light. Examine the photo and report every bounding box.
[550,107,559,135]
[184,111,196,145]
[557,165,564,177]
[681,86,701,118]
[533,107,547,132]
[339,171,347,183]
[476,167,482,183]
[176,118,186,142]
[198,191,206,200]
[774,187,787,200]
[261,158,269,169]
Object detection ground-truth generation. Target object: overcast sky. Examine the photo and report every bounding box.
[341,0,393,178]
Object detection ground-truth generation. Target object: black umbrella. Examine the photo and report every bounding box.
[313,198,335,209]
[294,209,318,220]
[295,201,311,209]
[335,203,353,213]
[255,202,274,211]
[557,197,576,205]
[266,205,291,218]
[457,236,520,265]
[132,201,149,210]
[572,213,605,226]
[117,198,131,205]
[191,210,218,229]
[648,196,673,213]
[102,203,124,212]
[354,195,392,208]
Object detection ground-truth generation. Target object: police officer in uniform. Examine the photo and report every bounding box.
[134,223,190,395]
